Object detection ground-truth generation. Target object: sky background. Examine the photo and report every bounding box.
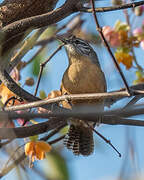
[1,0,144,180]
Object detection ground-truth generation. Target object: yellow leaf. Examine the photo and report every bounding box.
[36,141,51,152]
[0,83,16,105]
[115,51,133,69]
[25,141,35,156]
[25,141,52,166]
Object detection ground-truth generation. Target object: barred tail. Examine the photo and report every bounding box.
[64,124,94,156]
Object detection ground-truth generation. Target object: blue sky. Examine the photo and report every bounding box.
[1,0,144,180]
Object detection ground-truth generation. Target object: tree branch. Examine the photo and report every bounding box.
[1,104,144,139]
[91,0,131,94]
[4,90,130,111]
[1,0,78,50]
[4,83,144,112]
[79,1,144,13]
[0,117,66,139]
[2,0,144,51]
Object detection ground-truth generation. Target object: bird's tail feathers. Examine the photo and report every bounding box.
[64,124,94,156]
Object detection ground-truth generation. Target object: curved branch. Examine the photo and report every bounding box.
[3,83,144,112]
[1,0,78,49]
[1,104,144,139]
[4,91,129,111]
[0,69,64,111]
[2,0,144,49]
[0,118,66,139]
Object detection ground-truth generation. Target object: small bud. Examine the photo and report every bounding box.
[39,90,47,99]
[134,6,143,16]
[25,77,34,86]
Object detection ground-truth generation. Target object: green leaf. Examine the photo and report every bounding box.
[60,126,68,135]
[39,90,47,99]
[31,55,42,76]
[29,135,38,141]
[43,151,69,180]
[114,20,130,32]
[116,47,130,53]
[133,79,138,85]
[39,26,57,40]
[135,70,142,78]
[0,100,4,108]
[31,47,50,77]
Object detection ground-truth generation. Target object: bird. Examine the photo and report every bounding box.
[57,35,107,156]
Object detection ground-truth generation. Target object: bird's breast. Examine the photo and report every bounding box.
[62,60,106,94]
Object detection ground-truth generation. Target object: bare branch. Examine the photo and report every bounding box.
[0,117,66,139]
[2,0,144,52]
[0,153,26,178]
[79,1,144,13]
[34,44,64,96]
[90,0,131,94]
[1,104,144,139]
[1,0,78,50]
[4,91,130,111]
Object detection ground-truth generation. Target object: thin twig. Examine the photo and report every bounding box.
[34,44,64,96]
[1,144,24,172]
[3,83,144,112]
[3,96,17,108]
[0,140,13,147]
[8,28,45,72]
[41,125,65,141]
[0,132,65,177]
[4,91,130,112]
[79,1,144,13]
[35,13,82,47]
[0,152,26,178]
[25,46,46,67]
[90,0,131,94]
[86,122,121,157]
[48,135,65,145]
[123,96,142,110]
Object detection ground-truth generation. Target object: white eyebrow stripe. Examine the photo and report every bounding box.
[77,43,90,48]
[75,40,89,46]
[77,43,91,51]
[77,45,91,55]
[77,44,90,49]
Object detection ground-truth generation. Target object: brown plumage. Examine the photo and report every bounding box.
[64,122,94,156]
[59,36,107,156]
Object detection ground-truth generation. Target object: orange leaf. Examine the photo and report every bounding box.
[25,141,51,165]
[115,51,133,69]
[0,83,15,105]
